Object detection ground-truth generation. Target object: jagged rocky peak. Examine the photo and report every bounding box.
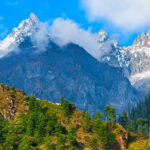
[133,31,150,47]
[10,12,39,40]
[0,13,39,52]
[29,12,39,22]
[98,29,109,43]
[98,29,120,49]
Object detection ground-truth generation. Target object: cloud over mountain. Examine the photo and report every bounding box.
[49,18,100,58]
[81,0,150,31]
[0,14,109,59]
[31,22,49,52]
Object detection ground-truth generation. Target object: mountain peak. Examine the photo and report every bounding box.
[0,13,39,55]
[29,12,39,22]
[133,31,150,47]
[98,29,109,43]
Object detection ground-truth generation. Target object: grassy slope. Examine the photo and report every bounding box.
[0,84,149,150]
[127,133,150,150]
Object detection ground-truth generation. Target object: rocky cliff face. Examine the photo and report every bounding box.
[0,14,140,115]
[0,38,139,115]
[0,84,28,121]
[0,13,39,58]
[100,31,150,95]
[0,84,131,150]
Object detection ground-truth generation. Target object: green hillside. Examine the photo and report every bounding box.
[0,84,149,150]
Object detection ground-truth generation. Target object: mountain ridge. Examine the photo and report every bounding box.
[0,38,140,115]
[0,13,39,58]
[0,13,141,115]
[100,30,150,95]
[0,84,149,150]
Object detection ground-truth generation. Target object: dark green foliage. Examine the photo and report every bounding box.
[82,112,92,131]
[104,106,116,122]
[95,120,116,150]
[129,94,150,135]
[60,97,76,116]
[28,96,40,111]
[45,114,58,135]
[127,119,135,132]
[118,112,128,129]
[129,94,150,122]
[89,137,98,150]
[44,137,53,150]
[24,98,64,138]
[3,133,20,150]
[92,111,116,150]
[18,136,34,150]
[56,134,66,150]
[2,85,148,149]
[101,129,116,150]
[136,118,148,135]
[93,112,102,132]
[0,117,5,144]
[0,96,67,149]
[67,127,78,149]
[0,94,126,150]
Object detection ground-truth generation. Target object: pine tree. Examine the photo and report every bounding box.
[60,97,75,117]
[44,137,53,150]
[0,117,5,144]
[89,137,98,150]
[93,112,102,132]
[118,112,128,129]
[56,134,66,150]
[82,112,92,132]
[18,136,32,150]
[136,118,148,135]
[129,94,150,135]
[104,106,116,122]
[67,127,77,149]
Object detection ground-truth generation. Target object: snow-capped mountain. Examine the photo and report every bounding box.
[98,29,109,43]
[0,14,140,115]
[99,30,150,95]
[0,13,39,57]
[98,31,130,68]
[127,32,150,94]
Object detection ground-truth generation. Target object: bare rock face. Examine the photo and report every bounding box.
[0,39,139,115]
[0,15,140,115]
[111,124,128,150]
[0,13,39,58]
[100,30,150,95]
[0,84,28,120]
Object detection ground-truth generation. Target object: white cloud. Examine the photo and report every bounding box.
[49,18,101,58]
[31,22,49,52]
[0,17,111,59]
[81,0,150,31]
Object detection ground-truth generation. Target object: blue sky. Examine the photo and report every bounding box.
[0,0,150,46]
